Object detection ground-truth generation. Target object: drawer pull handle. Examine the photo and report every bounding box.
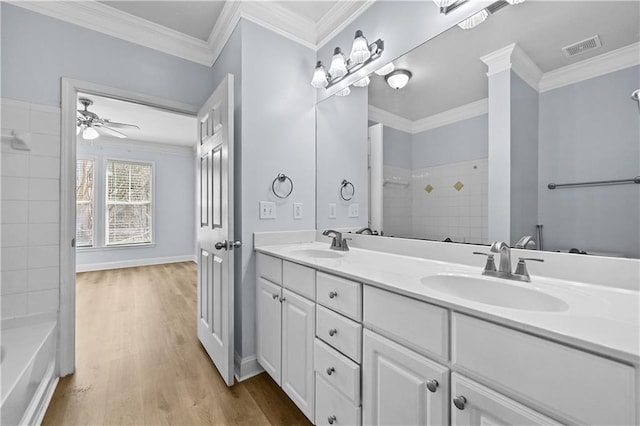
[329,291,338,299]
[426,379,439,392]
[328,328,338,336]
[326,367,335,375]
[272,293,279,300]
[453,396,467,410]
[328,415,337,425]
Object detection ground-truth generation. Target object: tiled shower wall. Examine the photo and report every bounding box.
[382,165,412,237]
[1,98,60,320]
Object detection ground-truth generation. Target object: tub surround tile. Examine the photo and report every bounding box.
[27,289,59,314]
[1,153,30,177]
[29,201,59,223]
[29,155,60,179]
[30,108,61,135]
[1,177,29,200]
[1,246,28,271]
[1,293,28,319]
[1,270,28,295]
[28,224,59,246]
[28,245,59,269]
[1,224,28,247]
[28,267,59,292]
[1,101,30,131]
[1,201,29,224]
[29,178,59,201]
[30,133,61,157]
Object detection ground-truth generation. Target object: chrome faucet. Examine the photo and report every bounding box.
[355,227,379,235]
[490,241,512,275]
[515,235,536,249]
[473,241,544,282]
[322,230,350,251]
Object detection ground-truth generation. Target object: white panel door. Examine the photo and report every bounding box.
[363,329,449,426]
[197,74,237,386]
[450,373,561,426]
[256,277,283,385]
[281,289,315,422]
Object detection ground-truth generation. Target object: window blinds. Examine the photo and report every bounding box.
[76,158,95,247]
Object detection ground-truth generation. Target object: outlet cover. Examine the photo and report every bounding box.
[348,203,360,218]
[293,203,303,219]
[328,203,336,219]
[259,201,276,219]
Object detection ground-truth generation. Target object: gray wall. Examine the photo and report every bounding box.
[76,142,195,268]
[382,126,411,169]
[538,65,640,257]
[510,72,539,245]
[317,88,369,230]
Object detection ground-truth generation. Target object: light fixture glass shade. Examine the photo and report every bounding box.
[385,70,412,90]
[457,9,489,29]
[335,87,351,97]
[432,0,457,7]
[505,0,525,4]
[349,30,370,64]
[374,62,395,76]
[311,61,329,88]
[353,76,370,87]
[76,125,82,135]
[328,48,348,79]
[83,126,100,140]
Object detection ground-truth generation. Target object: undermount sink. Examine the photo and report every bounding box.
[421,274,569,312]
[290,249,344,259]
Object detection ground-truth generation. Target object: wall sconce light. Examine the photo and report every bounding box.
[385,70,412,90]
[310,30,384,90]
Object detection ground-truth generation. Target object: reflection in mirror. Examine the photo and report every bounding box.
[316,0,639,257]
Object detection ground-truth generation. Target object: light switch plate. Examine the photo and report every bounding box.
[328,203,336,219]
[293,203,303,219]
[259,201,276,219]
[348,203,360,218]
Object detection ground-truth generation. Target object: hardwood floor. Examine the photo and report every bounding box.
[43,262,312,426]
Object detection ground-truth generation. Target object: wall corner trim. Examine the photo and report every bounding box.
[234,353,264,382]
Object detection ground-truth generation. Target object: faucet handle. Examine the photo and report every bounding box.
[473,251,497,272]
[514,257,544,279]
[490,241,509,253]
[342,237,352,251]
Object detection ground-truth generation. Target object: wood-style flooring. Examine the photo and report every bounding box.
[43,262,312,426]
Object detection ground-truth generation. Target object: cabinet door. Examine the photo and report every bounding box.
[256,277,282,385]
[281,289,316,422]
[363,329,449,426]
[451,373,561,426]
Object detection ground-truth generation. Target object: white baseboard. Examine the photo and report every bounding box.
[234,352,264,382]
[76,255,196,272]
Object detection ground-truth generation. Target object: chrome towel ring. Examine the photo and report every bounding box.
[340,179,355,201]
[272,173,294,199]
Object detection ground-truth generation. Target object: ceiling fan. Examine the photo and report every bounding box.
[77,97,140,140]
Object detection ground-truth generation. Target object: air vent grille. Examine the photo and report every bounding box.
[487,0,509,14]
[562,35,602,57]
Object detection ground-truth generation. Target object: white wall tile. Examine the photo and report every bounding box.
[29,200,59,223]
[28,267,59,292]
[30,109,61,135]
[29,178,59,201]
[30,133,60,158]
[2,223,28,247]
[28,223,59,246]
[1,101,30,131]
[28,245,59,269]
[1,153,29,177]
[29,155,60,179]
[1,246,28,271]
[1,293,28,319]
[1,200,29,223]
[27,289,59,314]
[1,269,27,295]
[1,177,29,200]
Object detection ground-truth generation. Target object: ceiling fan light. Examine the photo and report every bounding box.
[457,9,489,30]
[385,69,412,90]
[76,125,82,135]
[353,76,370,88]
[328,48,348,80]
[83,126,100,140]
[311,61,329,88]
[335,87,351,97]
[349,30,371,64]
[374,62,395,76]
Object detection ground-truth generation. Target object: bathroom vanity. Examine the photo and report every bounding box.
[255,236,639,426]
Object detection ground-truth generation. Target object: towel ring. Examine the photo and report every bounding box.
[272,173,294,199]
[340,179,355,201]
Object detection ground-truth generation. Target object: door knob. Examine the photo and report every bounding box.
[214,240,229,250]
[231,240,242,249]
[453,395,467,410]
[426,379,439,392]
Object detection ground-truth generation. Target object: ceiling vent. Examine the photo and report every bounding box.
[562,35,602,57]
[486,0,509,15]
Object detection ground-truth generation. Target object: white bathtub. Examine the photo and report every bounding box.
[1,318,58,426]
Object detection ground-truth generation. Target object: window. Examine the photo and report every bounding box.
[106,160,153,246]
[76,158,95,247]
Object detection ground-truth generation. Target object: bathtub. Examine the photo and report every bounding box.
[1,317,58,426]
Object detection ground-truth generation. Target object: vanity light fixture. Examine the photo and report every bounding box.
[457,9,489,29]
[432,0,469,14]
[310,30,384,90]
[385,69,412,90]
[375,62,395,76]
[353,76,370,88]
[505,0,526,4]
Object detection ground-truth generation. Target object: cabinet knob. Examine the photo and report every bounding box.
[328,328,338,336]
[329,291,338,299]
[426,379,439,393]
[453,395,467,410]
[326,367,335,375]
[328,415,337,425]
[279,297,286,303]
[272,293,279,300]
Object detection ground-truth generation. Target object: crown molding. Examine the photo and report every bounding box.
[368,105,413,134]
[316,1,377,49]
[412,98,488,133]
[207,1,243,67]
[539,42,640,93]
[240,2,317,50]
[511,45,543,91]
[480,43,516,77]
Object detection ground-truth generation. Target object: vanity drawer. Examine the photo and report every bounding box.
[314,338,361,404]
[316,272,362,321]
[363,285,449,361]
[316,374,361,426]
[452,313,636,426]
[316,305,362,363]
[257,253,282,285]
[283,261,315,300]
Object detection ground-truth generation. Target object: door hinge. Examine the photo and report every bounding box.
[71,238,76,248]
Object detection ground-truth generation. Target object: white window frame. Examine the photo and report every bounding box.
[104,157,156,248]
[75,155,97,249]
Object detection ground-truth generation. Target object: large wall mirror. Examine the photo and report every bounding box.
[316,0,640,258]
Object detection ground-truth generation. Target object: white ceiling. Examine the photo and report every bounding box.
[77,93,196,146]
[368,1,640,121]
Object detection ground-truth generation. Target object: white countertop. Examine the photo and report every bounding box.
[256,242,640,365]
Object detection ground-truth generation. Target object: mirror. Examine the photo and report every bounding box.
[316,0,640,258]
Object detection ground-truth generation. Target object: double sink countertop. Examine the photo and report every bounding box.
[255,241,640,365]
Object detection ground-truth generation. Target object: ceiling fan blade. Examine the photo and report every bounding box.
[96,125,127,139]
[102,120,140,130]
